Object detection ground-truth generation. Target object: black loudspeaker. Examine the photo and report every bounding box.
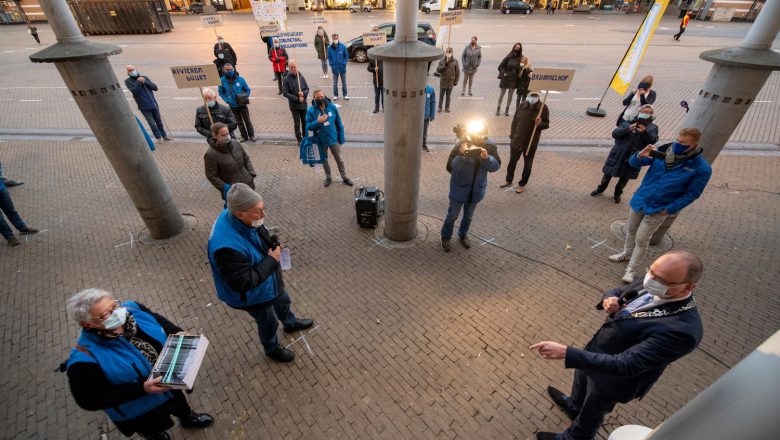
[354,186,384,228]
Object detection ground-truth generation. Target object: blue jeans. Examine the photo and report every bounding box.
[141,107,166,139]
[244,289,298,354]
[441,200,478,240]
[332,71,347,97]
[320,58,328,75]
[0,187,28,239]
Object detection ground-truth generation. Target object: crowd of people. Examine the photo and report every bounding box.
[2,22,716,440]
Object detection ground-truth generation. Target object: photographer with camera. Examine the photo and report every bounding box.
[440,121,501,252]
[608,128,712,283]
[591,104,658,203]
[208,184,314,363]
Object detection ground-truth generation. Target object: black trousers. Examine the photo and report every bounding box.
[290,107,307,143]
[274,71,284,92]
[373,85,384,110]
[561,369,618,440]
[505,146,537,186]
[114,391,192,437]
[674,26,686,40]
[596,174,630,196]
[231,106,254,139]
[438,87,453,111]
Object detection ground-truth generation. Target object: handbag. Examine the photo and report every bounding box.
[236,93,249,107]
[299,134,327,165]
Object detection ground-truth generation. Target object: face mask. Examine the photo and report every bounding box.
[218,39,225,44]
[315,98,324,105]
[129,70,139,78]
[207,100,217,108]
[527,97,539,105]
[446,53,452,58]
[219,136,231,145]
[225,70,235,77]
[643,272,671,298]
[333,39,339,45]
[318,30,324,36]
[252,218,264,228]
[672,142,689,154]
[101,307,128,330]
[638,82,651,90]
[217,53,224,59]
[637,113,651,120]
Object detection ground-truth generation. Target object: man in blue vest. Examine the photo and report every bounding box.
[531,250,704,440]
[208,183,314,362]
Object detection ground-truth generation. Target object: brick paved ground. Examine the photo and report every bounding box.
[1,138,778,439]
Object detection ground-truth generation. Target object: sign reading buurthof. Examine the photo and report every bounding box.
[170,64,221,89]
[528,68,577,92]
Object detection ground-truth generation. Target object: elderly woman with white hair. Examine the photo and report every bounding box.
[591,104,659,204]
[65,289,213,440]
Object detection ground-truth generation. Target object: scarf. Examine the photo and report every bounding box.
[99,314,159,365]
[660,143,703,170]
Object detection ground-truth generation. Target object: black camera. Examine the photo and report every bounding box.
[465,147,484,158]
[649,149,667,160]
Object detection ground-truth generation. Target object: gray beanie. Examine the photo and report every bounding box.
[226,183,262,213]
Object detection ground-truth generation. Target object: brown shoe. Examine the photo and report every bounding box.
[441,238,451,252]
[499,181,512,188]
[516,186,525,194]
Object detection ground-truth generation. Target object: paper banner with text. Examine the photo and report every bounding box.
[277,31,308,49]
[528,68,576,92]
[170,64,221,89]
[312,15,327,24]
[362,31,387,46]
[609,0,668,96]
[200,15,223,27]
[440,10,464,25]
[250,0,287,22]
[259,21,280,38]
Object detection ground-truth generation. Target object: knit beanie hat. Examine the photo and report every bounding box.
[226,183,262,213]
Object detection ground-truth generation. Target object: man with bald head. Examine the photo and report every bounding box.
[125,65,171,141]
[195,88,237,141]
[531,251,704,440]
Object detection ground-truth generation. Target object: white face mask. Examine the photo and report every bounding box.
[217,53,224,59]
[252,218,264,228]
[643,272,671,298]
[101,307,128,330]
[527,97,539,105]
[218,39,225,44]
[318,30,324,36]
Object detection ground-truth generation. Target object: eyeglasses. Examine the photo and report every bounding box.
[245,207,265,215]
[91,300,120,322]
[648,268,687,287]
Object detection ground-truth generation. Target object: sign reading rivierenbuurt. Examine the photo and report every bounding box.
[528,68,576,92]
[170,64,221,89]
[362,31,387,46]
[277,31,308,49]
[200,15,223,27]
[259,22,280,38]
[440,10,464,25]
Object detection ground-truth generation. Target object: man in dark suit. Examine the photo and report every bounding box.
[530,250,705,440]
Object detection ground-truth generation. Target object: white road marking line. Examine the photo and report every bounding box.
[19,99,43,102]
[574,98,600,100]
[173,97,198,100]
[755,100,772,103]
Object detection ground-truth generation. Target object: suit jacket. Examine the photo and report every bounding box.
[565,280,703,403]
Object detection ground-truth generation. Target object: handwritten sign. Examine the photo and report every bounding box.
[277,31,308,49]
[440,10,464,25]
[362,31,387,46]
[170,64,221,89]
[200,15,223,27]
[528,68,576,92]
[312,15,327,24]
[250,0,287,22]
[259,21,280,38]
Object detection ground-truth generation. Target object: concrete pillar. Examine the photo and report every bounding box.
[30,0,185,239]
[644,330,780,440]
[369,0,442,241]
[649,0,780,243]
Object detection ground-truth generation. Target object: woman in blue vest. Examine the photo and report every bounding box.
[66,289,213,440]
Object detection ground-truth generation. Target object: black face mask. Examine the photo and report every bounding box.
[638,82,651,90]
[315,98,325,105]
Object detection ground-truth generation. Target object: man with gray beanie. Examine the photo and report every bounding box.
[208,183,314,363]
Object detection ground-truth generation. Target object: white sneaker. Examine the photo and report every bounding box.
[621,269,636,284]
[322,75,328,79]
[344,96,350,100]
[333,96,338,101]
[325,74,329,79]
[608,252,631,262]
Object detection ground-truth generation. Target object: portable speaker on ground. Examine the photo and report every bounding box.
[354,186,384,228]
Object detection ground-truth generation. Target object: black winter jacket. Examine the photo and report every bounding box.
[282,72,310,111]
[195,103,237,138]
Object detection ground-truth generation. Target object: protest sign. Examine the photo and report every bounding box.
[362,31,387,46]
[528,68,576,92]
[170,64,221,89]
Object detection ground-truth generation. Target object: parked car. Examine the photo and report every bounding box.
[421,0,456,13]
[188,1,204,14]
[349,3,373,12]
[345,22,436,63]
[501,0,533,14]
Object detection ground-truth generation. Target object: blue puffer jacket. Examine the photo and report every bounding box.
[327,43,349,74]
[628,146,712,215]
[218,75,251,108]
[446,140,501,204]
[124,76,159,111]
[66,302,172,422]
[208,210,279,308]
[424,85,436,121]
[306,98,345,146]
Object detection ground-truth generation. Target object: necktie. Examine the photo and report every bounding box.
[617,292,653,317]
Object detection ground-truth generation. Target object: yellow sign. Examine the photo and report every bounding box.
[362,32,387,46]
[259,22,280,38]
[170,64,221,89]
[440,10,464,25]
[528,68,576,92]
[610,0,669,96]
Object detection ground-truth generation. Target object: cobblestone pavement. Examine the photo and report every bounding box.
[0,11,779,147]
[1,137,778,439]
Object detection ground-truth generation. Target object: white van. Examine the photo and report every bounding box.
[421,0,456,13]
